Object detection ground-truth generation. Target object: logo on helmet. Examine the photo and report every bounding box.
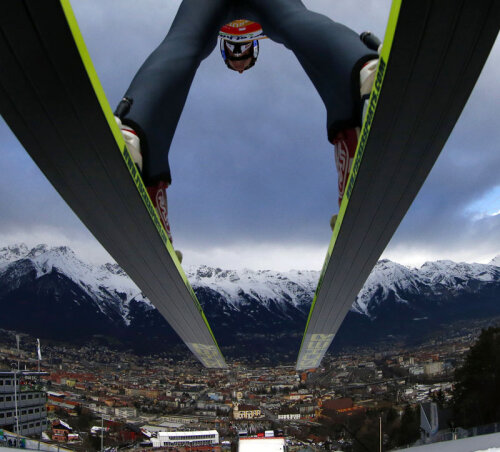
[219,20,264,72]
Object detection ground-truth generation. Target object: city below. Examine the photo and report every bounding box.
[1,320,499,451]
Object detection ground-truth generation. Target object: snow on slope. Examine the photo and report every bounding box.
[352,260,422,315]
[0,244,150,324]
[0,244,29,264]
[419,260,498,287]
[490,255,500,267]
[185,265,319,309]
[352,259,500,314]
[1,244,499,323]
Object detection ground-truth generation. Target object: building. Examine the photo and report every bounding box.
[52,419,73,442]
[277,407,300,421]
[321,397,366,417]
[117,424,142,443]
[277,412,300,421]
[420,402,452,443]
[47,394,80,413]
[322,397,353,412]
[299,403,317,418]
[424,362,444,376]
[114,406,137,419]
[239,437,286,451]
[0,371,49,437]
[410,366,425,376]
[151,430,219,448]
[233,403,261,419]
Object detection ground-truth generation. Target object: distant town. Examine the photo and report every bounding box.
[1,318,498,451]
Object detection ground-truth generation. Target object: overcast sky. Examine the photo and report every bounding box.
[1,0,499,271]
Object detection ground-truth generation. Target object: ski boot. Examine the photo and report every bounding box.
[359,32,382,122]
[146,180,183,263]
[332,126,360,208]
[115,116,143,172]
[329,34,381,227]
[114,113,183,263]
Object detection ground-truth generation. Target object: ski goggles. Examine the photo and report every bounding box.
[221,39,257,61]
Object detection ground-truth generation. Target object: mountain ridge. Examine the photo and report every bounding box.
[0,243,499,361]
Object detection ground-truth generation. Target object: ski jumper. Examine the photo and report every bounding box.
[119,0,378,186]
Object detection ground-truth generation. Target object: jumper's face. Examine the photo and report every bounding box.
[227,56,253,73]
[225,41,254,73]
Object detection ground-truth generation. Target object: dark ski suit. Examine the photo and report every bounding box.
[118,0,377,185]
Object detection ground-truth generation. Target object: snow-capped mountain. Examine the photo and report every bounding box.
[0,244,499,359]
[186,265,318,308]
[0,243,30,264]
[0,244,151,326]
[352,259,500,317]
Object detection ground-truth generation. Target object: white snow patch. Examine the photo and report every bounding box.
[185,265,319,308]
[0,243,30,264]
[2,244,499,323]
[3,244,148,325]
[352,260,421,314]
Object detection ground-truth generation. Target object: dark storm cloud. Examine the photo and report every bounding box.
[386,40,500,262]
